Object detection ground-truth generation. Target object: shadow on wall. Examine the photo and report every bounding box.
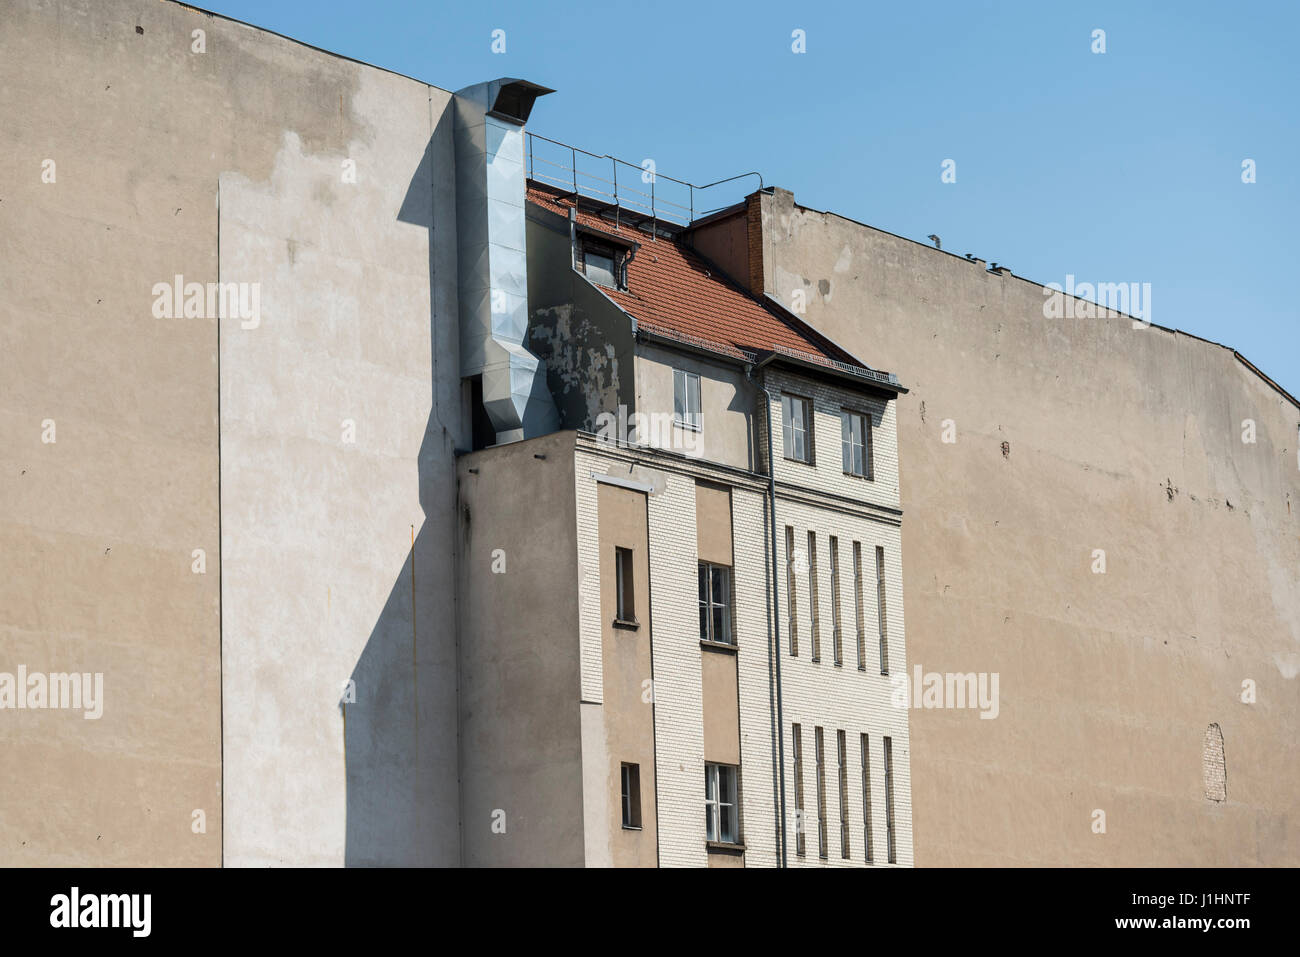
[341,115,461,866]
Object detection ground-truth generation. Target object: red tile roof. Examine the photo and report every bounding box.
[526,184,876,376]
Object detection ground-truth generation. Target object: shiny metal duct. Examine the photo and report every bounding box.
[454,78,560,445]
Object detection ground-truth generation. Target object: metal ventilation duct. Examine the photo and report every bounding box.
[454,78,559,445]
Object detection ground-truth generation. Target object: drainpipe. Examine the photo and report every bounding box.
[751,365,788,867]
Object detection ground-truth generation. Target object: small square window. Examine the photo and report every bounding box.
[674,369,702,431]
[579,240,622,289]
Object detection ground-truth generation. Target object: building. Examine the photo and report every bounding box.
[455,183,910,866]
[1,0,1295,867]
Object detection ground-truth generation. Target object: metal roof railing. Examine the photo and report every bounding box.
[526,132,762,230]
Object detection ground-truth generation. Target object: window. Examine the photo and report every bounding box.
[815,726,828,859]
[578,240,621,289]
[860,733,874,863]
[829,536,842,666]
[875,546,889,674]
[674,369,702,431]
[841,410,872,479]
[705,763,739,844]
[807,530,820,662]
[785,526,798,656]
[853,542,866,671]
[781,394,812,463]
[792,724,805,857]
[614,547,636,626]
[621,763,642,829]
[698,562,732,644]
[883,737,896,863]
[837,730,849,859]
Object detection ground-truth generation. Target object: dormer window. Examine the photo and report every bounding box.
[577,239,624,290]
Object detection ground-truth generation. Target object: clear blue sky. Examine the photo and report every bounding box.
[197,0,1299,398]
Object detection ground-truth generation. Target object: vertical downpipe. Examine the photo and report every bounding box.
[759,369,788,866]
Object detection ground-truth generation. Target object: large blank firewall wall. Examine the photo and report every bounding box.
[454,80,559,444]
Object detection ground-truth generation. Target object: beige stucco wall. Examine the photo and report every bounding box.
[595,481,658,866]
[457,431,584,866]
[758,187,1300,865]
[0,0,465,865]
[634,343,757,470]
[0,0,233,866]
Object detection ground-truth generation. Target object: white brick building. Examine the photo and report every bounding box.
[454,182,912,866]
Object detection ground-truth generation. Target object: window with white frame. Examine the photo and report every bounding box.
[698,562,732,644]
[781,393,812,463]
[674,369,702,431]
[704,763,739,844]
[621,762,642,829]
[841,409,872,479]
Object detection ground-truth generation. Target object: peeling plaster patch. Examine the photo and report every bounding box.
[817,278,831,302]
[529,304,621,427]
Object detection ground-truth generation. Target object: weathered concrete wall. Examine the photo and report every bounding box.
[0,0,232,866]
[218,68,462,865]
[758,188,1300,865]
[0,0,464,865]
[526,208,633,433]
[456,430,585,866]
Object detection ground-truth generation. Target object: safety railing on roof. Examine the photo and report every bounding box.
[525,132,763,229]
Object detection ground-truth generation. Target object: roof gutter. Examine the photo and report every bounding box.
[754,350,908,397]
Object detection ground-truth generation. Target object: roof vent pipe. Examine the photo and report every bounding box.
[453,78,560,444]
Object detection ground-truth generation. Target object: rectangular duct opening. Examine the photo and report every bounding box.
[468,375,497,451]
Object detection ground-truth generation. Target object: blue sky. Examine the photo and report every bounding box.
[197,0,1298,397]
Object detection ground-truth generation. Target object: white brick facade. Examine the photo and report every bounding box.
[570,351,912,867]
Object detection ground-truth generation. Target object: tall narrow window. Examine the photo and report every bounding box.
[837,730,850,859]
[841,410,871,479]
[883,736,896,864]
[785,526,798,657]
[853,541,865,671]
[815,726,827,859]
[781,394,812,463]
[875,546,889,673]
[705,763,739,844]
[860,733,874,863]
[674,369,702,431]
[792,724,805,857]
[698,562,732,644]
[621,763,642,828]
[807,530,820,662]
[614,547,636,626]
[829,536,842,666]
